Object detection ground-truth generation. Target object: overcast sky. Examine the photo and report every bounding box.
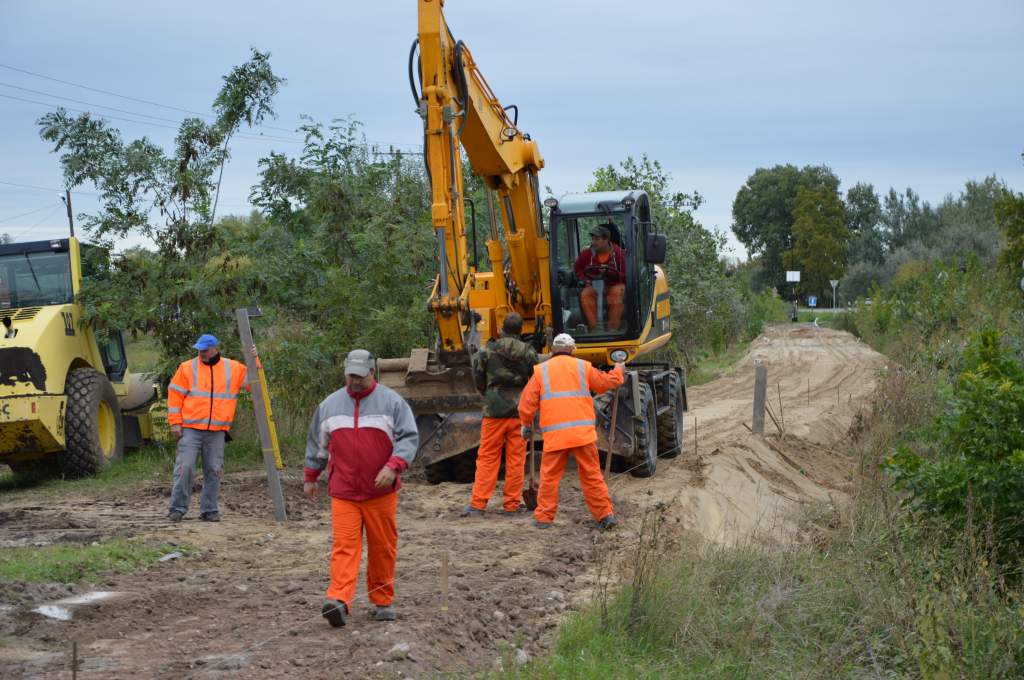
[1,0,1022,257]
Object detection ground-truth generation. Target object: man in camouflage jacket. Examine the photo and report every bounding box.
[462,313,538,516]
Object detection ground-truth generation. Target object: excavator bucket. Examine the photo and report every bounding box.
[377,348,485,475]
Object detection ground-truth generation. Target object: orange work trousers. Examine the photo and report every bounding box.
[469,417,526,512]
[534,442,614,524]
[327,492,398,609]
[581,283,625,330]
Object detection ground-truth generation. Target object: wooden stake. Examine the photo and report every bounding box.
[72,641,78,680]
[776,383,785,435]
[441,550,450,613]
[235,308,287,522]
[752,360,767,435]
[693,416,697,457]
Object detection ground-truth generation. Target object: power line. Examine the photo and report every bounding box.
[0,202,63,224]
[0,179,99,196]
[3,205,64,240]
[0,92,302,144]
[0,62,298,134]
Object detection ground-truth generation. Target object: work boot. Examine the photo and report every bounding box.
[168,511,184,523]
[597,514,619,530]
[200,512,220,522]
[499,505,529,517]
[373,605,396,621]
[460,505,484,518]
[322,599,348,628]
[533,519,553,529]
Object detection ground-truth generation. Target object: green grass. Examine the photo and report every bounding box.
[0,538,175,583]
[124,333,162,374]
[687,343,749,386]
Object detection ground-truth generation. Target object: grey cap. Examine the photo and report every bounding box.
[589,224,611,239]
[344,349,375,377]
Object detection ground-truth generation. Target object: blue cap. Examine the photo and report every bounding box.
[193,334,219,350]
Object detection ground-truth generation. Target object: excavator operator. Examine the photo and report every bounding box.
[574,224,626,331]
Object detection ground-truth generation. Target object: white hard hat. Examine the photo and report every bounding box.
[552,333,576,348]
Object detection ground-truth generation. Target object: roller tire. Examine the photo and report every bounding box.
[657,372,685,459]
[61,368,124,479]
[629,382,658,478]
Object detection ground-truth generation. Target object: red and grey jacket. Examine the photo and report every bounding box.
[573,244,626,285]
[303,382,418,501]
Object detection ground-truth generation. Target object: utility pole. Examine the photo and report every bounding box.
[61,190,74,237]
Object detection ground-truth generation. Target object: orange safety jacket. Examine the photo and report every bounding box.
[518,355,624,452]
[167,356,251,431]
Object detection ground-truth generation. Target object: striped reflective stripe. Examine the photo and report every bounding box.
[183,418,233,427]
[540,418,596,433]
[168,384,188,395]
[186,390,238,399]
[168,407,181,414]
[184,359,239,398]
[540,359,590,400]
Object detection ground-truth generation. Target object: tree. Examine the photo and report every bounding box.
[844,182,885,266]
[881,187,940,251]
[37,49,284,378]
[784,186,849,301]
[731,164,840,289]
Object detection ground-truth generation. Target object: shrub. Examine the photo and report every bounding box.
[885,329,1024,554]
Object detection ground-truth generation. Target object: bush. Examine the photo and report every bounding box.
[885,329,1024,554]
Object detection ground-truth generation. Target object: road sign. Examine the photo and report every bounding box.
[808,296,817,307]
[786,271,801,283]
[829,279,839,309]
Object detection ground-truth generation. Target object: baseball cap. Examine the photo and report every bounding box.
[193,333,219,350]
[344,349,375,377]
[552,333,576,349]
[589,224,611,239]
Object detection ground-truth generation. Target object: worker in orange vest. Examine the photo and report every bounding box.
[518,333,624,530]
[167,334,257,522]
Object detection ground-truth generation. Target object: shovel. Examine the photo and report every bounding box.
[522,426,538,511]
[604,386,621,479]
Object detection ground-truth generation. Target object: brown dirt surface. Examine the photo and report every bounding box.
[0,324,886,678]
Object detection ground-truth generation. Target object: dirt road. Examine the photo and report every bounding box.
[0,325,885,679]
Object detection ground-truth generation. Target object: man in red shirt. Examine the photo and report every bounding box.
[304,349,418,627]
[574,224,626,331]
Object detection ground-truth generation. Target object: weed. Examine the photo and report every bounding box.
[0,539,174,583]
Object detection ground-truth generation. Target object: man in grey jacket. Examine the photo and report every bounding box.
[304,349,418,627]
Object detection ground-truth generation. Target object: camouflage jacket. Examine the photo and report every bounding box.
[472,335,538,418]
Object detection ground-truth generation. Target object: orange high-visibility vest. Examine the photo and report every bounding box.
[167,357,249,431]
[524,355,623,452]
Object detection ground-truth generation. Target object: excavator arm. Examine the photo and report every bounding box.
[415,0,551,357]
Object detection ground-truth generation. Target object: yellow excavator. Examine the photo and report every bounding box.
[379,0,687,481]
[0,236,156,478]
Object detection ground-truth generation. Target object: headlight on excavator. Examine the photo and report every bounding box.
[610,349,628,363]
[543,197,558,209]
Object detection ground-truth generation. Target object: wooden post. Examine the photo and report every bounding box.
[235,307,287,522]
[441,551,450,613]
[63,190,74,237]
[777,383,785,435]
[752,360,767,435]
[72,641,77,680]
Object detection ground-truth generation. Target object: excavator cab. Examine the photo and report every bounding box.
[548,191,671,355]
